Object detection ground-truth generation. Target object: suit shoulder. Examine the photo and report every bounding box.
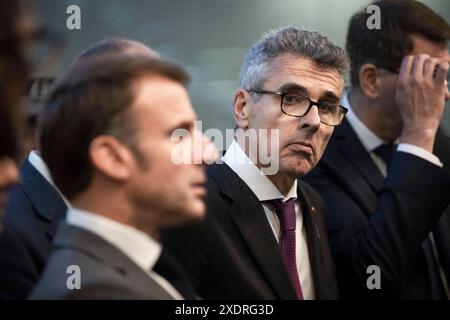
[30,248,117,299]
[5,185,33,218]
[299,179,320,198]
[31,246,169,300]
[298,179,327,209]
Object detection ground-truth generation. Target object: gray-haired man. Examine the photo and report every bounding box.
[163,27,350,300]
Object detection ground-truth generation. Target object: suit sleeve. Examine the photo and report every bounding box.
[305,152,450,298]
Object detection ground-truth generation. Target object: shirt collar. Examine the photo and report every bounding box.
[222,139,297,201]
[343,91,385,152]
[28,150,72,208]
[28,150,54,185]
[66,207,161,272]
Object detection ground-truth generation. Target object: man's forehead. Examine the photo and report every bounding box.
[133,75,187,109]
[132,76,196,129]
[266,54,344,96]
[411,35,449,60]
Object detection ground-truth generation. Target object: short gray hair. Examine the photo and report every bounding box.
[239,27,350,91]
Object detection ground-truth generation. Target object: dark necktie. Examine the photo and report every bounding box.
[153,249,197,299]
[266,198,304,300]
[373,143,396,167]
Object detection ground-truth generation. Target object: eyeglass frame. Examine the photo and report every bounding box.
[374,63,450,83]
[248,88,348,126]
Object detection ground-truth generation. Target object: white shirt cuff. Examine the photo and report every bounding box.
[397,143,443,167]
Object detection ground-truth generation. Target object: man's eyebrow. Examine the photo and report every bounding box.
[318,91,340,102]
[278,83,340,101]
[167,120,194,135]
[278,83,309,95]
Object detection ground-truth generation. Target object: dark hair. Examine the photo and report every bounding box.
[0,0,30,159]
[73,37,158,63]
[39,54,189,200]
[347,0,450,87]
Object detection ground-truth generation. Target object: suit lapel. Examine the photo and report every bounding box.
[20,160,68,239]
[299,186,323,290]
[208,164,297,299]
[298,182,337,298]
[336,120,384,191]
[329,120,383,213]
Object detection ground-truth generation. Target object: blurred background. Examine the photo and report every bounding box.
[31,0,450,143]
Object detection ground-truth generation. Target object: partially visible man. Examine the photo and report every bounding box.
[30,54,217,299]
[304,0,450,299]
[0,0,31,224]
[163,27,350,299]
[0,38,160,300]
[0,0,33,301]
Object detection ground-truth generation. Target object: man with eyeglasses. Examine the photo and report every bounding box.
[163,27,350,299]
[304,0,450,299]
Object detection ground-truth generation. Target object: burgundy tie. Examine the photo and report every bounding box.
[266,198,304,300]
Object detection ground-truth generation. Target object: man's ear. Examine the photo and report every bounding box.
[359,63,381,99]
[89,135,134,181]
[233,89,251,129]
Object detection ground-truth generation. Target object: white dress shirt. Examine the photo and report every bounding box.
[344,91,449,298]
[66,207,183,299]
[222,140,315,299]
[343,92,443,176]
[28,150,72,208]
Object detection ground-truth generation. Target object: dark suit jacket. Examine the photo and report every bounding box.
[29,222,176,300]
[162,163,338,300]
[0,159,67,300]
[303,119,450,299]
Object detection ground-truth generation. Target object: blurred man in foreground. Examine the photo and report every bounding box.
[30,54,217,299]
[0,38,158,300]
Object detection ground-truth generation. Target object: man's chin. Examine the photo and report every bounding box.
[179,200,206,223]
[281,163,314,179]
[190,201,206,220]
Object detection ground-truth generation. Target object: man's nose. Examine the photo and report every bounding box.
[299,104,321,131]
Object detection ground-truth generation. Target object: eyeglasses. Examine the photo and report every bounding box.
[248,89,348,126]
[375,63,450,88]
